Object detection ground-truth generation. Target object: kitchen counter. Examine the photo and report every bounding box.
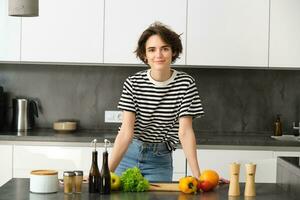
[0,129,299,151]
[0,129,117,143]
[0,178,296,200]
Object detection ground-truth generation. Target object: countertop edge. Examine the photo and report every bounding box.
[1,140,300,151]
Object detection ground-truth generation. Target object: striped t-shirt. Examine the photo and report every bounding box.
[118,69,204,150]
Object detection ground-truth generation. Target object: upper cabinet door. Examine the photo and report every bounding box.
[104,0,187,65]
[269,0,300,68]
[21,0,104,63]
[0,0,21,61]
[187,0,269,67]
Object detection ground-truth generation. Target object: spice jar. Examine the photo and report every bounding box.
[63,171,75,194]
[74,170,83,193]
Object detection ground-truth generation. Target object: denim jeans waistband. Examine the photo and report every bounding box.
[132,138,170,151]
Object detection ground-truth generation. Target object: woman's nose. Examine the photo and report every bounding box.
[155,49,163,57]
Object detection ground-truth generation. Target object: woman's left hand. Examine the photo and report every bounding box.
[218,177,230,185]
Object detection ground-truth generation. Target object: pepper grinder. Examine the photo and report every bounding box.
[244,163,256,197]
[228,162,240,196]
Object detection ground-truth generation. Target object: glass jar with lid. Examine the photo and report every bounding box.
[63,171,75,194]
[74,171,83,193]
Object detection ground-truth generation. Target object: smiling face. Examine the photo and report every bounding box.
[144,34,173,71]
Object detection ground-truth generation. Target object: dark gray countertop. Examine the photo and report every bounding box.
[0,178,296,200]
[0,129,299,150]
[0,129,117,143]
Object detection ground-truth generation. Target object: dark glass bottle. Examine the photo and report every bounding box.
[274,114,283,136]
[100,139,111,194]
[89,140,101,193]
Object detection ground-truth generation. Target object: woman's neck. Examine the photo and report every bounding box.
[150,68,173,82]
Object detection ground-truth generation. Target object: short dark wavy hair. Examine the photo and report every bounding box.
[135,22,183,64]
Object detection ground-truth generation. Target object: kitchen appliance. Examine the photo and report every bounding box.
[12,98,39,131]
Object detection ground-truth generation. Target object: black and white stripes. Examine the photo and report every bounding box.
[118,69,204,150]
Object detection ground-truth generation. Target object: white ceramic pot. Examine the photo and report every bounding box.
[30,170,58,193]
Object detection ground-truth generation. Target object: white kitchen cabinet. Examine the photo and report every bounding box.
[173,149,186,181]
[187,149,276,183]
[13,145,110,179]
[269,0,300,68]
[21,0,104,63]
[0,0,21,61]
[187,0,269,67]
[0,145,13,187]
[104,0,186,65]
[13,144,184,181]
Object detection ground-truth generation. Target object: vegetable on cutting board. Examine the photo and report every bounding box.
[120,167,150,192]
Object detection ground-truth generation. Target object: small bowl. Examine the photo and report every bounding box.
[53,121,77,132]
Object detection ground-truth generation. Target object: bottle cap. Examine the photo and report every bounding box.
[104,139,111,152]
[91,139,97,151]
[74,171,83,176]
[63,171,75,177]
[276,114,281,119]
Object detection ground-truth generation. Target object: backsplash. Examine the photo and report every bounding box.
[0,63,299,135]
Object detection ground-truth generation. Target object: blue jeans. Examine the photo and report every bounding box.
[115,139,173,182]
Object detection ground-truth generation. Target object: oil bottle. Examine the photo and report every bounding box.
[100,139,111,194]
[89,139,101,193]
[274,114,283,136]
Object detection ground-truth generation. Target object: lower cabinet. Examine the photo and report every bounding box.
[13,145,109,179]
[187,149,277,183]
[9,144,296,183]
[13,144,185,181]
[0,145,13,187]
[172,149,186,181]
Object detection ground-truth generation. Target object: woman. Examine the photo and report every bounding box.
[108,22,204,182]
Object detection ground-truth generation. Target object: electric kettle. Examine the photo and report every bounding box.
[12,98,39,131]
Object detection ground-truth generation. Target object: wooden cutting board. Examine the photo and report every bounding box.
[149,183,180,191]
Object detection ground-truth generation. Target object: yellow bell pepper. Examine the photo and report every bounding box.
[178,176,198,194]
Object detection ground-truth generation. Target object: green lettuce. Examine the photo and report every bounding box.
[120,167,150,192]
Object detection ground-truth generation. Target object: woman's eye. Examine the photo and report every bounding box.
[147,48,155,52]
[162,47,171,51]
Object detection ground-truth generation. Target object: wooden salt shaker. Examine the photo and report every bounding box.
[228,162,240,196]
[244,163,256,197]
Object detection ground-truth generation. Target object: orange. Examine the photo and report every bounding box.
[199,170,219,187]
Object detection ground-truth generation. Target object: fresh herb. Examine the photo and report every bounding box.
[120,167,150,192]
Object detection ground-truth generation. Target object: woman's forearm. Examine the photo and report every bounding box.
[108,131,133,172]
[108,111,135,172]
[179,117,201,178]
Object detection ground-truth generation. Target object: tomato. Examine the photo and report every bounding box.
[197,180,214,192]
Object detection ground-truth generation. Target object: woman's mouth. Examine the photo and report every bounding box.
[154,60,165,64]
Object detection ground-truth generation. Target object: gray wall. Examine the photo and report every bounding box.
[0,63,299,135]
